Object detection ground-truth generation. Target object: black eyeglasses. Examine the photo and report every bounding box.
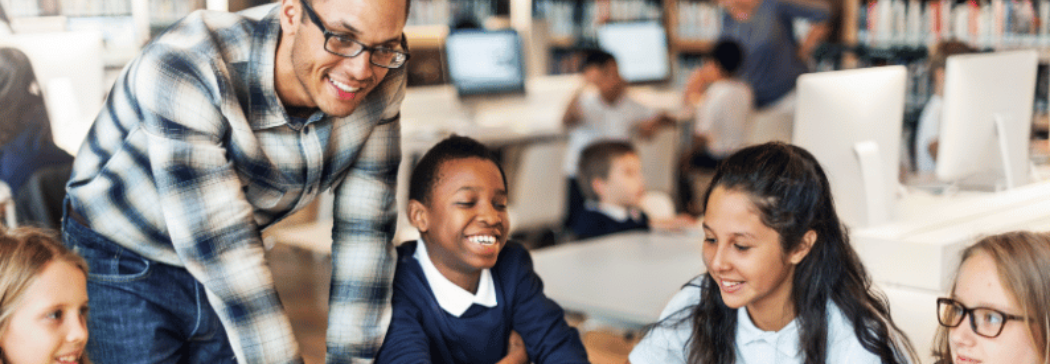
[299,0,410,69]
[937,297,1028,338]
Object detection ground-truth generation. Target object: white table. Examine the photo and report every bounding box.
[531,231,706,329]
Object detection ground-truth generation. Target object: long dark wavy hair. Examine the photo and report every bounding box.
[682,142,917,364]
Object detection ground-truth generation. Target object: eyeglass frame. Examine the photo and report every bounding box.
[936,297,1028,338]
[299,0,410,69]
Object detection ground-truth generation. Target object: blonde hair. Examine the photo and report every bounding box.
[0,226,90,364]
[933,231,1050,364]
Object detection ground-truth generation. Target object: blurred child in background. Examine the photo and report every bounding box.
[562,49,671,229]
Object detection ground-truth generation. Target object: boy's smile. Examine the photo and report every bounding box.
[410,157,510,293]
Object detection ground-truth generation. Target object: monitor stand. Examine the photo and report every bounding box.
[854,141,891,227]
[950,114,1023,192]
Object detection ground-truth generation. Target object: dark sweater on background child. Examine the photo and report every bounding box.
[378,241,588,364]
[571,203,650,240]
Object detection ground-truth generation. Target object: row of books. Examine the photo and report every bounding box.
[535,0,662,42]
[405,0,494,27]
[674,1,722,42]
[150,0,203,26]
[2,0,129,17]
[860,0,1050,48]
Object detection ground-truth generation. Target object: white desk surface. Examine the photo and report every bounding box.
[852,180,1050,292]
[531,231,705,328]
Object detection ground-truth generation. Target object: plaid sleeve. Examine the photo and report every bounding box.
[326,115,401,363]
[135,49,303,364]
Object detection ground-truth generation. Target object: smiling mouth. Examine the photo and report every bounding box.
[467,235,499,245]
[56,353,81,364]
[956,355,981,363]
[718,278,744,292]
[328,77,361,100]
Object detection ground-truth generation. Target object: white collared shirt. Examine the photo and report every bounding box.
[589,201,644,223]
[628,276,886,364]
[414,239,498,317]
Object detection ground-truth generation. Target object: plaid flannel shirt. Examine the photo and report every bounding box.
[66,8,405,363]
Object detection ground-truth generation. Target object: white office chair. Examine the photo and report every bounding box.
[0,31,104,156]
[508,139,567,236]
[635,125,680,194]
[0,181,17,228]
[639,190,675,221]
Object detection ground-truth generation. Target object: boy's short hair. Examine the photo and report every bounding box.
[929,40,977,71]
[706,40,744,75]
[576,140,637,201]
[582,49,616,70]
[408,135,507,205]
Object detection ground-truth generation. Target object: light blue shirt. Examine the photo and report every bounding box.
[628,276,887,364]
[915,95,942,173]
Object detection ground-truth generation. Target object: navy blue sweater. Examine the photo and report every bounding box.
[570,208,650,240]
[375,241,589,364]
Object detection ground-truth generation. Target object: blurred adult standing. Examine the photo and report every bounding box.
[718,0,830,142]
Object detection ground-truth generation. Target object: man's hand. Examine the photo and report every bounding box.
[496,330,529,364]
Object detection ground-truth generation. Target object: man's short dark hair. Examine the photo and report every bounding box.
[707,40,744,75]
[576,140,636,201]
[582,49,616,70]
[408,135,507,205]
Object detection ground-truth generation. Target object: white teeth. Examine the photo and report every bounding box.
[58,355,77,362]
[468,235,497,245]
[330,78,360,93]
[721,280,742,287]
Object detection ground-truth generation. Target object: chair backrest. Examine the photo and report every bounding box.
[635,125,680,194]
[639,190,675,221]
[0,31,104,155]
[509,139,567,234]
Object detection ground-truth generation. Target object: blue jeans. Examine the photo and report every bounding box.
[62,204,237,364]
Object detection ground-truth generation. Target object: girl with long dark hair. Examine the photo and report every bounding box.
[629,142,917,364]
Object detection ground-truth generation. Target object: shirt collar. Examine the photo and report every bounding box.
[590,201,642,223]
[736,305,802,359]
[247,9,291,130]
[414,239,497,317]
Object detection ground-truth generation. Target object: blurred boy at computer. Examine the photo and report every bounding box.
[561,49,672,229]
[571,141,694,240]
[678,40,753,214]
[375,135,588,364]
[914,40,976,173]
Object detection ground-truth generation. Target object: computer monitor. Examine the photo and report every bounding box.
[794,66,907,228]
[596,21,670,83]
[936,50,1038,190]
[444,28,525,96]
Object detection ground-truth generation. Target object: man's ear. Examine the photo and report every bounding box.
[407,199,430,233]
[278,0,300,36]
[788,229,818,265]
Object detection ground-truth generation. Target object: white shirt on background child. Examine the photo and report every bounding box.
[914,95,942,173]
[694,79,754,158]
[628,276,885,364]
[563,88,657,176]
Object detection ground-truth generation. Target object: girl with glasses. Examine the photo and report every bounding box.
[629,142,918,364]
[933,231,1050,364]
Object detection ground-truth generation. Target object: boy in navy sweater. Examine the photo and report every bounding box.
[375,135,589,364]
[570,141,651,240]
